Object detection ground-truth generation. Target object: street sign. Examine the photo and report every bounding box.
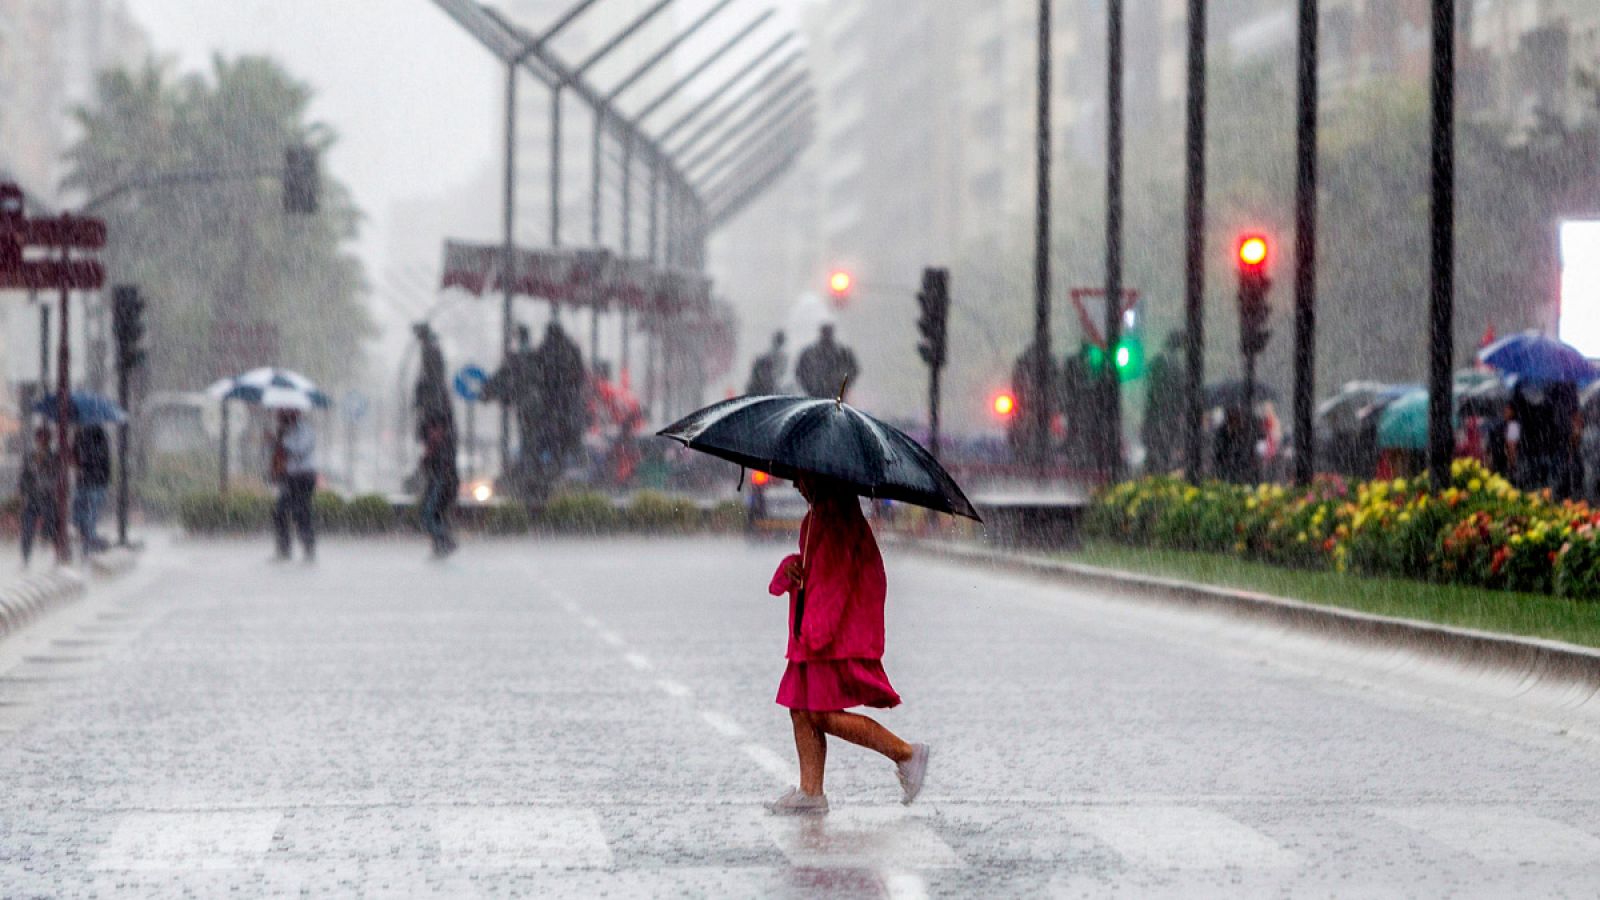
[0,185,109,290]
[0,259,106,290]
[1068,287,1140,350]
[0,217,108,249]
[454,364,489,402]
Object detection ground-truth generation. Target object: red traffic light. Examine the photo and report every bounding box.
[828,270,852,297]
[1237,235,1269,269]
[992,392,1016,417]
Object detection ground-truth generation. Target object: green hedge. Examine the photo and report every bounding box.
[1087,459,1600,601]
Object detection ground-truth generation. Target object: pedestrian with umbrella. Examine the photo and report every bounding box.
[659,388,979,815]
[270,406,318,562]
[27,391,125,557]
[17,426,61,566]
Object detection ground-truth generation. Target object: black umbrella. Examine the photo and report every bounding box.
[1205,380,1280,410]
[657,394,981,521]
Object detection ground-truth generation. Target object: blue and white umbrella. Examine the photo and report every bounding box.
[206,367,332,411]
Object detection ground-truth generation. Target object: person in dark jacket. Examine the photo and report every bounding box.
[1213,406,1258,484]
[795,325,860,399]
[71,424,112,554]
[419,414,460,558]
[19,427,61,565]
[746,331,788,395]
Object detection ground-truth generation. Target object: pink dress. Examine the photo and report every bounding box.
[768,497,900,711]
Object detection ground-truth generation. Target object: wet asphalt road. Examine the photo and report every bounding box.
[3,534,1600,898]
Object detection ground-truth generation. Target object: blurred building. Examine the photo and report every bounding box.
[0,0,148,203]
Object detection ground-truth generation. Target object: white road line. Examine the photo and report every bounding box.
[435,807,613,869]
[1378,806,1600,865]
[1061,806,1297,870]
[740,743,796,782]
[94,810,281,871]
[656,678,692,698]
[597,629,626,648]
[881,869,931,900]
[579,615,600,630]
[699,710,747,739]
[623,652,652,671]
[764,809,961,869]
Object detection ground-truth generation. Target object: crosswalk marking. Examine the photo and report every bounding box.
[1377,806,1600,865]
[435,807,613,869]
[1060,806,1298,870]
[764,808,961,870]
[94,810,281,870]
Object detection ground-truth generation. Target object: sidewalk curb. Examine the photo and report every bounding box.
[0,567,87,639]
[890,536,1600,689]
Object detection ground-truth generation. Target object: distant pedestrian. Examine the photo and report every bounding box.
[745,331,788,395]
[271,409,317,561]
[18,427,61,565]
[71,424,112,554]
[763,474,929,816]
[795,325,859,399]
[419,414,459,558]
[413,322,453,440]
[1142,332,1185,473]
[1213,406,1258,484]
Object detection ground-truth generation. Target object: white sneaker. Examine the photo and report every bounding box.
[765,787,829,816]
[896,744,930,805]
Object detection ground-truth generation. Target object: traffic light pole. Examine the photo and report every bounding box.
[1103,0,1126,482]
[53,250,71,563]
[1182,0,1207,483]
[115,336,131,546]
[1292,0,1319,486]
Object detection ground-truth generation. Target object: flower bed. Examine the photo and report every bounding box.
[1086,459,1600,600]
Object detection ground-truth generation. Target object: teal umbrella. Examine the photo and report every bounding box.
[1376,377,1488,451]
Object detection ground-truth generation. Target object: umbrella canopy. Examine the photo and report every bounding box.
[1376,387,1491,450]
[1478,331,1599,385]
[658,394,981,521]
[1316,382,1413,434]
[31,390,127,426]
[1205,380,1280,410]
[207,367,331,410]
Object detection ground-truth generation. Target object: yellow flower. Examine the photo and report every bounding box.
[1467,478,1482,492]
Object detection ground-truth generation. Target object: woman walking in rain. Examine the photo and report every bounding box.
[764,473,929,815]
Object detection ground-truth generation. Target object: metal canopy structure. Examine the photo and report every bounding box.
[433,0,813,451]
[431,0,814,265]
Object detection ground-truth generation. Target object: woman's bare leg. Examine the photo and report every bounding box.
[814,711,913,763]
[790,710,828,794]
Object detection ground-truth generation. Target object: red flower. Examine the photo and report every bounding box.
[1490,546,1512,575]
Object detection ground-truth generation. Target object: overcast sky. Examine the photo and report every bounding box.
[123,0,811,281]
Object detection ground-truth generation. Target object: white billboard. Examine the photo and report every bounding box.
[1559,219,1600,357]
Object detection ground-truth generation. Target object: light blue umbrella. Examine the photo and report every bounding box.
[32,390,127,426]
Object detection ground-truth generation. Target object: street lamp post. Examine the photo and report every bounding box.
[1427,0,1455,487]
[1292,0,1319,486]
[1032,0,1052,475]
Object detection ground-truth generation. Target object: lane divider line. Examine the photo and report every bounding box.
[739,743,795,782]
[623,652,652,671]
[698,710,747,739]
[655,678,692,699]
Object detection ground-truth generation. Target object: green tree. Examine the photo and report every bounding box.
[63,55,371,393]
